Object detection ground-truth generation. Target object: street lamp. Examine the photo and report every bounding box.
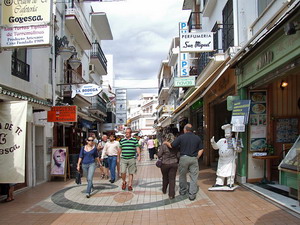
[55,35,81,69]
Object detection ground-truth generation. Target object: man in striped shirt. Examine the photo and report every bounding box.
[119,128,141,191]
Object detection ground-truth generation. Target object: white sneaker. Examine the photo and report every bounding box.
[86,193,90,198]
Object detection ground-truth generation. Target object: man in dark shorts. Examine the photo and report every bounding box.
[119,128,141,191]
[165,124,203,201]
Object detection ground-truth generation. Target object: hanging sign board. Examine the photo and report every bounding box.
[1,0,52,27]
[47,106,77,122]
[231,100,251,132]
[1,25,51,48]
[174,76,196,87]
[180,32,214,52]
[71,84,102,98]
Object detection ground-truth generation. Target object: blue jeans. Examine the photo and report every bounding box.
[108,156,117,181]
[82,162,96,194]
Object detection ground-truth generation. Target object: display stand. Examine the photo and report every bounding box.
[50,147,70,181]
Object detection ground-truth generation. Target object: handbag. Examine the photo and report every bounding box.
[75,171,81,184]
[155,159,162,168]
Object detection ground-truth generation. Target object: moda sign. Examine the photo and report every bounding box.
[1,0,52,48]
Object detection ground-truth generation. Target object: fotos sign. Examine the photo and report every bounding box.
[1,0,52,27]
[180,32,214,52]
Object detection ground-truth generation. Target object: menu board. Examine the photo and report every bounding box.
[249,91,267,151]
[276,118,299,143]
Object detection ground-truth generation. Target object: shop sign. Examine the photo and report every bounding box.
[256,51,273,71]
[1,0,52,27]
[162,105,174,112]
[180,32,214,52]
[47,106,77,122]
[71,84,102,98]
[180,53,189,76]
[174,76,195,87]
[1,25,51,48]
[231,100,251,127]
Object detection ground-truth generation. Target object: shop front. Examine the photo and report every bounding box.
[235,9,300,199]
[203,69,237,166]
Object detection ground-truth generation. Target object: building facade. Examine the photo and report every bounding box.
[0,1,114,188]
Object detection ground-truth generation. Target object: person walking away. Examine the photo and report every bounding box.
[147,136,155,160]
[119,128,141,191]
[77,136,101,198]
[101,134,120,183]
[157,133,179,199]
[164,124,203,201]
[154,135,159,159]
[97,135,109,179]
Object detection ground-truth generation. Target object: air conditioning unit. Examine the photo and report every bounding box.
[89,64,95,73]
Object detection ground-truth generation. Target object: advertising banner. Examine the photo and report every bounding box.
[1,24,51,48]
[0,101,27,183]
[1,0,52,27]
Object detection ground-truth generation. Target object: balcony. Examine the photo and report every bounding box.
[188,12,202,31]
[158,78,170,100]
[90,41,107,75]
[65,5,92,50]
[11,56,30,81]
[168,37,179,66]
[91,12,113,41]
[203,0,217,17]
[89,95,107,117]
[157,105,174,123]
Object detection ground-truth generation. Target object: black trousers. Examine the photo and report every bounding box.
[160,163,178,198]
[149,148,156,160]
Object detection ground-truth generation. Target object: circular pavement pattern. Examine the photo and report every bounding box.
[51,180,188,212]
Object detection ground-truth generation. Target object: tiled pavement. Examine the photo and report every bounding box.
[0,151,299,225]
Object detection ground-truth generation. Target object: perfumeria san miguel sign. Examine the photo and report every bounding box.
[180,32,214,52]
[0,0,52,48]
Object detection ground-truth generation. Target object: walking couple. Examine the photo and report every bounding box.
[160,124,203,201]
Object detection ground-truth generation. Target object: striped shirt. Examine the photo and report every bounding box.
[120,137,139,159]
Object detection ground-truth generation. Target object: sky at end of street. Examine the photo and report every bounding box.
[91,0,190,100]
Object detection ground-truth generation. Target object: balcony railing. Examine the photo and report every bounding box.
[188,12,202,31]
[11,56,30,81]
[192,23,224,75]
[91,41,107,72]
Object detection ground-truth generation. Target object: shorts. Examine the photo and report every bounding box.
[120,158,137,174]
[102,158,109,168]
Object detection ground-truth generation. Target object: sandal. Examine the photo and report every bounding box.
[5,198,14,202]
[121,182,127,190]
[128,186,133,191]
